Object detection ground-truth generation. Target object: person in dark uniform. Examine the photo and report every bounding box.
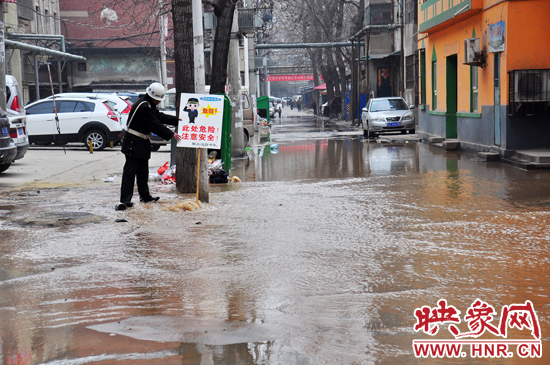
[116,82,181,210]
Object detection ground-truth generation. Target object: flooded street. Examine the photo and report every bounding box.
[1,110,550,364]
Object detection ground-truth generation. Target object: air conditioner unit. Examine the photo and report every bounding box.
[513,70,550,102]
[464,38,485,67]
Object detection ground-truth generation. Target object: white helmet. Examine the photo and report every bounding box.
[146,82,166,101]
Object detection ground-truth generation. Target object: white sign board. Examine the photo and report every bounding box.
[176,93,224,149]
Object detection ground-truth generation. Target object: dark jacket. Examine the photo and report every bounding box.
[121,94,178,160]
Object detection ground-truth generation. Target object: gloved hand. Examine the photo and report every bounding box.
[174,133,182,141]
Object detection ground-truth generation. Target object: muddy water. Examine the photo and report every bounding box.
[1,114,549,364]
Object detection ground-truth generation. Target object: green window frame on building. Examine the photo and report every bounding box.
[420,49,426,108]
[470,66,478,112]
[432,60,437,111]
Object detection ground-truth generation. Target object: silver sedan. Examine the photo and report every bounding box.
[361,97,415,138]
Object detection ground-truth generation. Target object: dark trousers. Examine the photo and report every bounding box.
[120,155,150,203]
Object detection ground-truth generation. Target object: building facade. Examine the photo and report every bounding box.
[417,0,550,155]
[361,0,419,107]
[59,0,175,93]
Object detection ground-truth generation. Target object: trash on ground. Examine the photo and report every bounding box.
[156,162,176,184]
[209,168,229,184]
[228,176,241,183]
[102,175,117,183]
[162,200,202,212]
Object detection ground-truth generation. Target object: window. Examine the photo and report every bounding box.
[76,101,93,112]
[45,10,50,34]
[35,6,41,33]
[420,50,426,106]
[57,101,78,113]
[471,66,478,112]
[405,0,417,25]
[18,0,34,21]
[432,61,437,110]
[365,3,392,32]
[26,101,54,115]
[406,55,417,89]
[241,93,250,110]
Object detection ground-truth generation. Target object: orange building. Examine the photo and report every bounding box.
[417,0,550,157]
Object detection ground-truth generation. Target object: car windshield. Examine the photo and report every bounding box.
[370,99,408,112]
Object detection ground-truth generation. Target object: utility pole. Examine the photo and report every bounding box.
[0,2,6,111]
[400,0,405,97]
[192,0,208,200]
[159,0,168,88]
[228,10,244,156]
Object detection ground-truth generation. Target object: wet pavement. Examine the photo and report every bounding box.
[1,108,550,364]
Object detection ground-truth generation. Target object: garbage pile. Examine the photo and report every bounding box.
[151,158,240,185]
[157,162,176,184]
[208,159,229,184]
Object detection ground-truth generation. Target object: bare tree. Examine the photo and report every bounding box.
[269,0,365,115]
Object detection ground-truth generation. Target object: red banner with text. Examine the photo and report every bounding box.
[268,75,319,82]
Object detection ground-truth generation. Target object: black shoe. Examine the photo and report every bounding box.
[140,196,160,203]
[122,202,134,208]
[115,203,127,211]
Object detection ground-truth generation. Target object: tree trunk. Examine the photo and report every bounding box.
[210,0,235,95]
[172,0,209,202]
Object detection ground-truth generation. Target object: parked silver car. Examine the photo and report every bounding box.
[0,108,17,173]
[361,97,415,138]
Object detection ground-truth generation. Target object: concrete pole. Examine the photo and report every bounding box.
[193,0,205,93]
[159,0,168,88]
[229,10,244,156]
[192,0,208,199]
[0,3,7,111]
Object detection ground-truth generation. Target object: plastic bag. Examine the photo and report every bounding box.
[208,159,223,173]
[157,162,169,175]
[161,165,176,184]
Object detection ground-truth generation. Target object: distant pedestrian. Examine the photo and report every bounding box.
[116,82,181,211]
[276,101,282,118]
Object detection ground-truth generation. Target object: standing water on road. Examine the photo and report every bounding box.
[0,112,549,364]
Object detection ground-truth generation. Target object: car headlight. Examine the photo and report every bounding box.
[372,116,385,122]
[402,114,414,121]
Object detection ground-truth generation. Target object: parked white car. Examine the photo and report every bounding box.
[25,97,123,150]
[6,75,24,113]
[46,93,132,125]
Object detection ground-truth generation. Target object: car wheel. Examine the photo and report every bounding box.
[84,129,108,151]
[409,127,416,134]
[362,122,371,139]
[401,130,407,134]
[0,163,11,173]
[150,143,161,152]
